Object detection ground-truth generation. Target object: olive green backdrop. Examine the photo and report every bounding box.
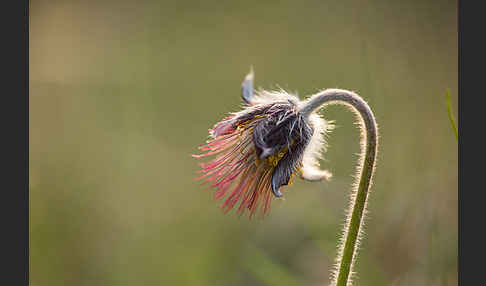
[30,0,457,285]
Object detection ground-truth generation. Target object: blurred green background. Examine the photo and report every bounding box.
[30,0,457,285]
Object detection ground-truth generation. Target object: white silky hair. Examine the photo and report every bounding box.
[299,109,334,181]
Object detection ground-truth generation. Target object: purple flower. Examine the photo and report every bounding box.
[193,70,333,219]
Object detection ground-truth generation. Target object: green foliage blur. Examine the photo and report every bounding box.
[30,0,458,285]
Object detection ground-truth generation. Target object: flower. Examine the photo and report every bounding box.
[193,70,333,219]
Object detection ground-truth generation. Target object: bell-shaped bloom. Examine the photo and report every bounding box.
[193,70,333,218]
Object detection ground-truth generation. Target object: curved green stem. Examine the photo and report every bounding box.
[445,89,458,140]
[300,89,378,286]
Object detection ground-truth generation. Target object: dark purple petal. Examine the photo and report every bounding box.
[241,70,255,105]
[270,113,314,197]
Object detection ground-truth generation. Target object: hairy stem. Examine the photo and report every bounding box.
[299,89,378,286]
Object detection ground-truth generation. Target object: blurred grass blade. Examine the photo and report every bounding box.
[244,245,302,286]
[445,89,458,140]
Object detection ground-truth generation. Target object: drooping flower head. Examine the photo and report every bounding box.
[193,69,333,219]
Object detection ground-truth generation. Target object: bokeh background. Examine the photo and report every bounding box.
[29,0,458,285]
